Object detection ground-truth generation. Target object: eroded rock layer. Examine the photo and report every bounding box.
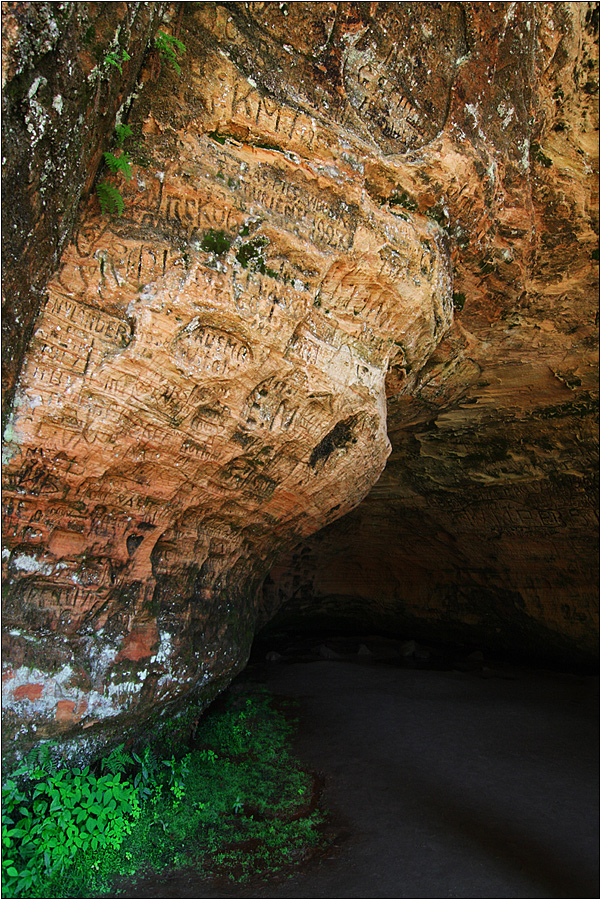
[261,1,600,665]
[2,1,168,419]
[2,2,598,763]
[3,1,455,762]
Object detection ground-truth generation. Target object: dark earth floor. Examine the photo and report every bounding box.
[127,644,599,899]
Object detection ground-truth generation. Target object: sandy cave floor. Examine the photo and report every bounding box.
[124,648,599,899]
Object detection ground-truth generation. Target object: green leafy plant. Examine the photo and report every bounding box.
[104,120,134,181]
[154,31,187,74]
[2,756,140,899]
[2,690,326,897]
[115,121,151,169]
[105,47,131,75]
[106,47,131,75]
[131,745,160,801]
[101,742,134,776]
[162,754,190,801]
[198,748,218,765]
[114,122,134,145]
[103,149,133,180]
[95,29,187,219]
[96,119,135,216]
[96,181,125,216]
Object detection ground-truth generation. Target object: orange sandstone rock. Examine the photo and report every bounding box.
[14,683,44,702]
[1,2,598,765]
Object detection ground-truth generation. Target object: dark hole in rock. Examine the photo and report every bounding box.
[126,534,144,557]
[309,416,358,468]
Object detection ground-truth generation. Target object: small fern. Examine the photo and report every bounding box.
[34,742,57,774]
[101,742,133,775]
[115,123,150,169]
[115,123,134,147]
[96,181,125,217]
[105,47,131,75]
[103,149,133,181]
[154,31,187,74]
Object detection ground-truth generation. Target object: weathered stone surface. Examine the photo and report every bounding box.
[2,2,598,764]
[2,1,454,763]
[1,0,167,422]
[261,2,600,666]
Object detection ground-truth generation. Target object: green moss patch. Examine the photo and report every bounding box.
[235,237,279,278]
[201,229,232,255]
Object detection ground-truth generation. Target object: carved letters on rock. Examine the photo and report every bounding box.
[3,1,597,763]
[2,4,454,761]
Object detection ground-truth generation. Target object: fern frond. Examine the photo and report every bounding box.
[105,47,131,75]
[36,742,56,773]
[115,123,134,147]
[154,31,186,74]
[103,150,133,181]
[102,743,133,775]
[96,181,125,217]
[155,31,187,55]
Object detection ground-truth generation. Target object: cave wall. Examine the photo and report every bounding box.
[262,1,600,666]
[2,1,168,422]
[2,2,599,766]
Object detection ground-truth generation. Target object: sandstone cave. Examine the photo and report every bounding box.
[1,2,599,897]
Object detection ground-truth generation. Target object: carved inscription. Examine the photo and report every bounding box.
[61,226,197,299]
[285,315,386,395]
[3,449,62,496]
[151,181,243,240]
[190,49,331,155]
[3,9,447,707]
[230,269,310,350]
[236,167,358,251]
[458,503,600,533]
[342,6,466,153]
[125,126,358,253]
[27,296,132,392]
[242,375,306,434]
[171,322,251,378]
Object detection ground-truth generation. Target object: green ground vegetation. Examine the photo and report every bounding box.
[2,687,325,897]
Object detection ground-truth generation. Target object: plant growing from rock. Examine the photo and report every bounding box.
[95,121,135,216]
[104,47,131,75]
[95,32,186,217]
[154,31,187,74]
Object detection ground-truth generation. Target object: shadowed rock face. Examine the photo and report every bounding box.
[261,2,600,666]
[1,2,598,764]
